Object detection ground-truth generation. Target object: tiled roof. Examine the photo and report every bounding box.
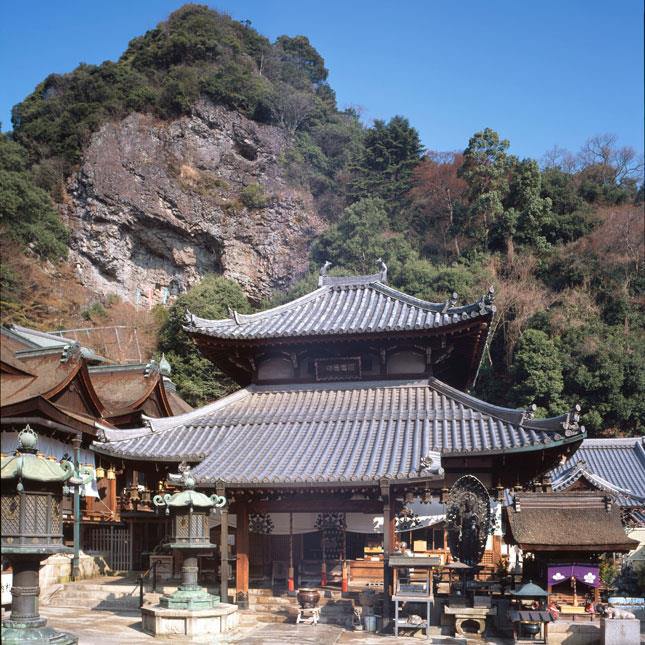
[505,492,637,551]
[185,274,496,341]
[4,324,107,363]
[93,378,584,486]
[549,438,645,506]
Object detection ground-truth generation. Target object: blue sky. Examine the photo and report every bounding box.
[1,0,643,159]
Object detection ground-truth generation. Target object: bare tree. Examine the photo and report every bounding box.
[541,145,577,173]
[269,82,315,134]
[408,152,467,259]
[578,134,644,184]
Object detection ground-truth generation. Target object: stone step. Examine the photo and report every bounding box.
[43,583,161,610]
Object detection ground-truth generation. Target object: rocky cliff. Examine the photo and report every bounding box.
[62,100,324,305]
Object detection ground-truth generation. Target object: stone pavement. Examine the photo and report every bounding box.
[38,606,491,644]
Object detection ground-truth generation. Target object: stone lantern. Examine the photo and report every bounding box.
[141,463,239,637]
[1,426,81,644]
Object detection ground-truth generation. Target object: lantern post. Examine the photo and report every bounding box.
[141,463,240,638]
[1,426,89,644]
[152,463,225,610]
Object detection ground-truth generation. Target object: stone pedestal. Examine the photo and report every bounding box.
[159,555,220,611]
[601,617,640,645]
[444,605,497,639]
[2,552,78,645]
[141,602,239,639]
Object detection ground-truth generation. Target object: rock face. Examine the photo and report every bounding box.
[63,101,324,305]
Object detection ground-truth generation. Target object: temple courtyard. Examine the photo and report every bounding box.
[37,605,612,644]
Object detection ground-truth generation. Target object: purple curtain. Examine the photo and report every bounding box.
[547,564,600,588]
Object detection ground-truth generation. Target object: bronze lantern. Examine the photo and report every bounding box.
[153,463,226,610]
[1,426,83,644]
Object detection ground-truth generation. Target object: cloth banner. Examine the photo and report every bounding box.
[1,431,98,497]
[547,564,600,588]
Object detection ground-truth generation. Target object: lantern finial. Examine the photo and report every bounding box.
[17,425,38,453]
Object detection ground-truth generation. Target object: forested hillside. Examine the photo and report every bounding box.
[1,4,643,436]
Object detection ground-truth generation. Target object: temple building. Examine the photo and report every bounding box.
[93,269,587,604]
[0,324,190,570]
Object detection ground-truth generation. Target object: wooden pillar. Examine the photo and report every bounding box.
[236,498,249,608]
[381,479,392,630]
[104,477,117,514]
[492,534,502,566]
[217,483,229,603]
[288,512,295,592]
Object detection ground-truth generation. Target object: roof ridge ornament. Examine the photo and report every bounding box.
[60,341,81,364]
[442,292,459,313]
[377,258,387,283]
[561,403,584,436]
[484,285,495,306]
[144,359,159,378]
[227,306,241,325]
[318,260,332,286]
[520,403,537,426]
[183,307,195,329]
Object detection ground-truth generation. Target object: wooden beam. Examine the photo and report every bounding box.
[235,498,249,608]
[381,479,392,631]
[235,497,382,514]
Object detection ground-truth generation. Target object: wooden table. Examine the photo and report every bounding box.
[390,556,442,639]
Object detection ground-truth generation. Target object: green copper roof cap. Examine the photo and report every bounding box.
[159,353,172,377]
[155,488,225,508]
[153,462,226,511]
[512,581,548,597]
[1,426,74,486]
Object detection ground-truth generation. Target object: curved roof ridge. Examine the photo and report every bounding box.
[142,386,255,433]
[253,378,430,393]
[372,281,483,312]
[427,377,573,433]
[187,286,329,328]
[320,272,383,286]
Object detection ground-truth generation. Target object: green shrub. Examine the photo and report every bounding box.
[81,302,108,321]
[240,183,269,209]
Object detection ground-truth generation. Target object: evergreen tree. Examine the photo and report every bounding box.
[510,329,565,414]
[349,116,423,212]
[158,275,251,406]
[311,197,416,275]
[457,128,509,248]
[0,134,68,259]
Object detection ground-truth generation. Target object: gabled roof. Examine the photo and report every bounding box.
[1,345,105,418]
[3,324,108,364]
[549,438,645,507]
[185,273,496,341]
[505,491,637,552]
[93,378,584,487]
[0,343,37,377]
[89,363,170,416]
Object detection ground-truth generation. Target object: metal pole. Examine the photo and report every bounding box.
[72,435,82,580]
